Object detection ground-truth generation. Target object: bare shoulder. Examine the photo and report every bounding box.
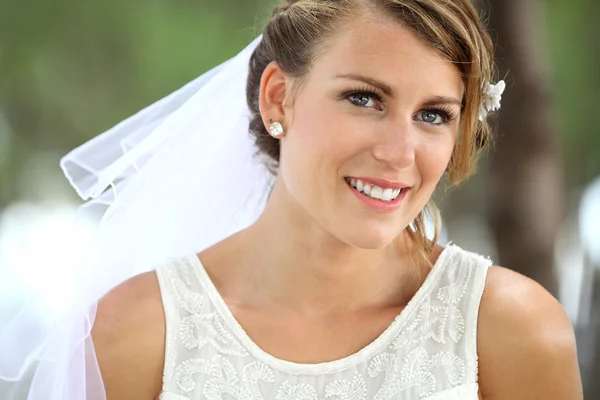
[477,266,583,399]
[92,271,166,400]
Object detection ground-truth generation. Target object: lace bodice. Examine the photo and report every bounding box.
[155,244,491,400]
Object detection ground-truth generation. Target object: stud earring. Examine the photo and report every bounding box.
[268,119,284,138]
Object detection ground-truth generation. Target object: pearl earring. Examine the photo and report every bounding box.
[268,120,284,137]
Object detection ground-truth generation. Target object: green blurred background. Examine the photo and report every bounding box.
[0,0,599,397]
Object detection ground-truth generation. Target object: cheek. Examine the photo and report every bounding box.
[279,97,338,197]
[416,137,455,186]
[284,95,355,172]
[292,97,346,152]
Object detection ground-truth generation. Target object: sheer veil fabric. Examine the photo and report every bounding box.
[0,36,271,399]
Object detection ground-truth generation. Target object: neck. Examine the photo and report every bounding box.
[229,179,427,316]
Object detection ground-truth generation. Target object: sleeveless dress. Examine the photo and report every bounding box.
[155,244,492,400]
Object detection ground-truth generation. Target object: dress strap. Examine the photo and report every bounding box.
[457,246,492,383]
[154,255,207,395]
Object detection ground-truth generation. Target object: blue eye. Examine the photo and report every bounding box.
[415,108,456,126]
[340,87,384,110]
[418,111,443,124]
[348,93,376,107]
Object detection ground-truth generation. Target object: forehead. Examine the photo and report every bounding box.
[312,15,464,98]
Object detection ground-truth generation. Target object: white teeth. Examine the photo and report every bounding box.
[381,188,394,201]
[356,180,364,192]
[370,186,383,199]
[346,177,403,202]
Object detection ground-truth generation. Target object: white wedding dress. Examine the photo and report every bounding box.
[154,244,491,400]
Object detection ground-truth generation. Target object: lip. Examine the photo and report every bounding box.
[346,176,410,190]
[345,178,408,211]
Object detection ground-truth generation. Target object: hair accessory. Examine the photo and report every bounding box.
[479,80,506,122]
[268,120,284,137]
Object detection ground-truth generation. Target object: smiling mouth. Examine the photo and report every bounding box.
[344,177,405,202]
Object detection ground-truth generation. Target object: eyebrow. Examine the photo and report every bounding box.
[422,96,463,108]
[333,73,463,108]
[334,73,393,96]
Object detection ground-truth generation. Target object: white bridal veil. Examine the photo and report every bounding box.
[0,35,271,399]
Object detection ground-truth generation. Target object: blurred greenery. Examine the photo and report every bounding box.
[0,0,274,206]
[0,0,598,209]
[545,0,600,186]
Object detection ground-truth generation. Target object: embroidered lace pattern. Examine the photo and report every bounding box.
[155,244,491,400]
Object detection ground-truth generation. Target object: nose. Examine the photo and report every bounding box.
[371,119,416,169]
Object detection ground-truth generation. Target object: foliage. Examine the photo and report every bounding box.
[545,0,600,185]
[0,0,597,208]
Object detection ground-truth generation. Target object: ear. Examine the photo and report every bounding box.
[259,61,290,131]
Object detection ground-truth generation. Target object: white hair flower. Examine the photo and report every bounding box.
[479,80,506,122]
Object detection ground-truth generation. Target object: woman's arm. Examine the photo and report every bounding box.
[92,271,166,400]
[477,266,583,399]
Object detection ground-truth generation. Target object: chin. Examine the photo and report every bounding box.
[334,225,403,250]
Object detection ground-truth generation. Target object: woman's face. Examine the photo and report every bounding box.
[277,16,464,249]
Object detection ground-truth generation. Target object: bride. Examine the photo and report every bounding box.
[1,0,582,399]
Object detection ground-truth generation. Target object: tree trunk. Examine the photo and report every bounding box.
[485,0,563,295]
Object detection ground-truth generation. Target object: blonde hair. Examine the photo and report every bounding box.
[246,0,496,256]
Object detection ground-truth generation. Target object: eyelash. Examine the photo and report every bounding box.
[340,86,385,106]
[421,106,458,125]
[339,86,459,125]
